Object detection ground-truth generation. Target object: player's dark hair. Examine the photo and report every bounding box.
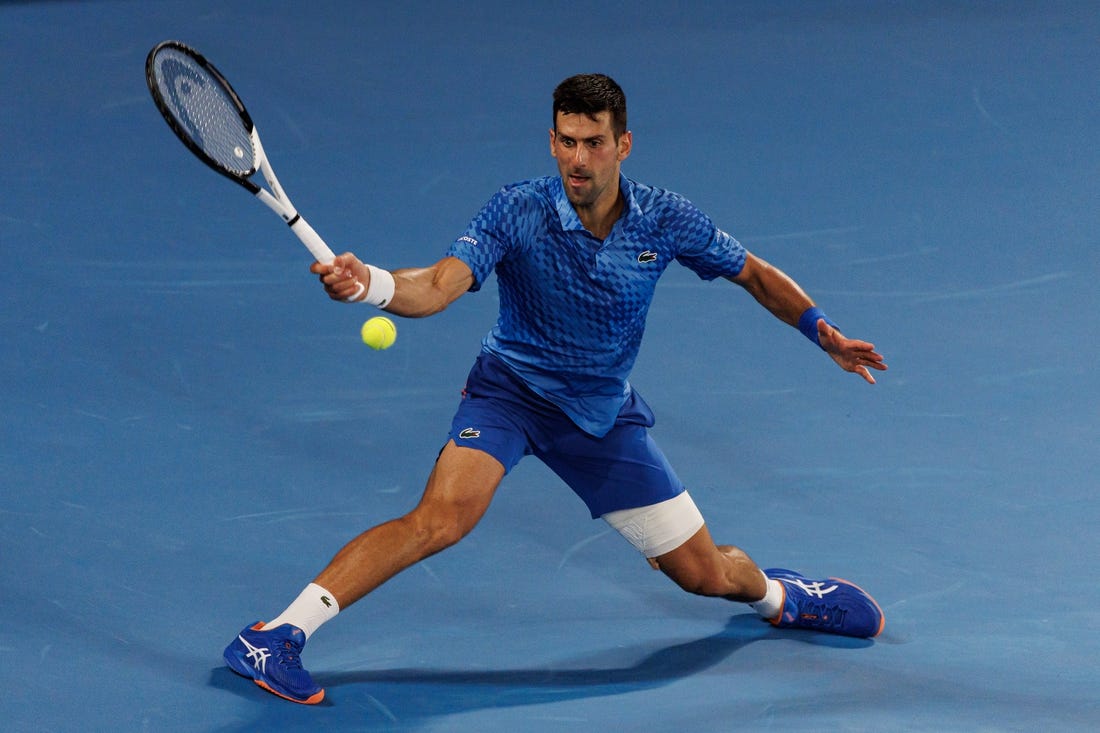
[553,74,627,139]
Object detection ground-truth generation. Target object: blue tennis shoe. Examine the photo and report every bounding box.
[764,568,885,638]
[223,622,324,704]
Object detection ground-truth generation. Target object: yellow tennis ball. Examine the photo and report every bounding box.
[360,316,397,350]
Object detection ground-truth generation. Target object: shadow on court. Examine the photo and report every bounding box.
[207,614,874,730]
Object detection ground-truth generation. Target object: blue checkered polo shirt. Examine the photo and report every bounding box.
[445,174,746,437]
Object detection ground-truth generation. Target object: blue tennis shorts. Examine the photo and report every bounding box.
[447,352,685,518]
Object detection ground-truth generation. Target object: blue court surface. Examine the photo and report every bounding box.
[2,1,1098,731]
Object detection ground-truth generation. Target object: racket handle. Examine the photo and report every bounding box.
[289,215,336,264]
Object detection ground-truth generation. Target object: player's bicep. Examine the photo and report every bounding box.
[429,256,476,306]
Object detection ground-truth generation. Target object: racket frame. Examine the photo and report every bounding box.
[145,40,335,264]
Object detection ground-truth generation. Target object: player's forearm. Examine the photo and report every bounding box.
[384,268,450,317]
[730,254,814,327]
[383,258,474,318]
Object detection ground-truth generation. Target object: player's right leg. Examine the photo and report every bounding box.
[223,441,506,703]
[312,441,506,607]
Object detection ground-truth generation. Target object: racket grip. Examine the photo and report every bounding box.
[289,215,336,264]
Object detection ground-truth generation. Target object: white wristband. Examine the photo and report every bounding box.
[362,264,395,308]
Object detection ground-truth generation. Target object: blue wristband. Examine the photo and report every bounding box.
[798,306,838,349]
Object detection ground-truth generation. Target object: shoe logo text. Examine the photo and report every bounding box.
[790,579,839,599]
[240,635,271,674]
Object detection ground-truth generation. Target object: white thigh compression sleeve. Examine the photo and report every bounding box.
[602,491,704,557]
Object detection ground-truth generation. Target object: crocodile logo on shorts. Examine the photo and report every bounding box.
[458,427,481,439]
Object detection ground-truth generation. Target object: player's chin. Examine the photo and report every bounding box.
[564,185,595,207]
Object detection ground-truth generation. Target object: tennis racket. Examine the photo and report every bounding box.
[146,41,361,295]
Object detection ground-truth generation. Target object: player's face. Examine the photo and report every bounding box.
[550,111,632,211]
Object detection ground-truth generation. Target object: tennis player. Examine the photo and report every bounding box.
[223,74,888,704]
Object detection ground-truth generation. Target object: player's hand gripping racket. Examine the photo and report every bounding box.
[145,41,363,299]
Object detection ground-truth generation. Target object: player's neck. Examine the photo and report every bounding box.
[575,193,623,241]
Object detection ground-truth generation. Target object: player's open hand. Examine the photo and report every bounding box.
[310,253,370,302]
[817,319,888,384]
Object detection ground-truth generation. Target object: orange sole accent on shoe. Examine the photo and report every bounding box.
[254,679,325,705]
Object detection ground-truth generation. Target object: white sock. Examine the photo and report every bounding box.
[262,583,340,640]
[748,572,784,620]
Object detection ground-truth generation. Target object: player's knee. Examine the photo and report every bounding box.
[408,506,474,554]
[413,518,464,554]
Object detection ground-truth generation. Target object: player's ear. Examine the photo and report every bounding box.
[617,130,632,161]
[549,128,557,158]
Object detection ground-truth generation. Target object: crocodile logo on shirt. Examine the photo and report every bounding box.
[637,250,658,263]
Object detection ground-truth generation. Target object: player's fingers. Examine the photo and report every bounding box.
[330,274,366,299]
[841,336,875,352]
[332,252,362,274]
[319,264,354,288]
[345,281,366,302]
[853,353,887,381]
[842,339,885,364]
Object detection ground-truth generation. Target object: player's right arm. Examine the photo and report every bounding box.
[311,254,474,318]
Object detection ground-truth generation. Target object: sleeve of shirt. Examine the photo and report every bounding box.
[444,186,525,293]
[668,195,747,280]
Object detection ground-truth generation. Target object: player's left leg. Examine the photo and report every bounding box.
[607,499,884,638]
[541,389,884,637]
[648,523,767,602]
[590,441,885,638]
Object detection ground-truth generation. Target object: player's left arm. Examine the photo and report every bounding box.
[727,252,887,384]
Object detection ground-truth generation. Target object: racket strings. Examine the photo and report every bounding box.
[151,50,255,176]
